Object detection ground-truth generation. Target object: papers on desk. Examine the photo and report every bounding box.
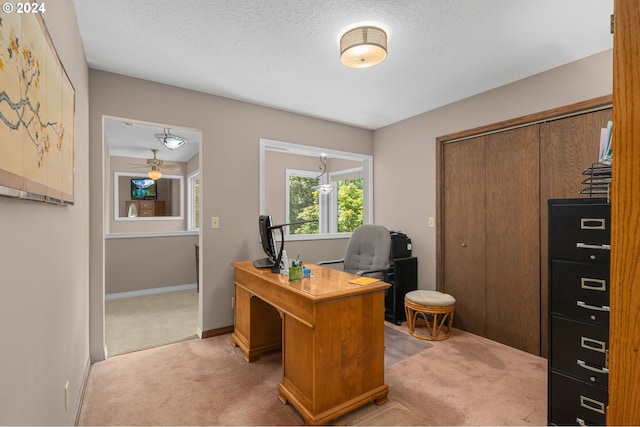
[349,277,380,286]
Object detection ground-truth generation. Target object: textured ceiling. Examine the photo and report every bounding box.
[73,0,613,159]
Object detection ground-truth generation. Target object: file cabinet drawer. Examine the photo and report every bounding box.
[550,260,609,325]
[548,203,610,262]
[551,316,608,388]
[550,371,607,426]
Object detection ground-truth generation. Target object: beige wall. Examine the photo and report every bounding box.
[0,0,90,424]
[88,70,375,358]
[105,235,198,294]
[373,49,613,291]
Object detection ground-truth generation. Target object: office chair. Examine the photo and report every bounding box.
[318,224,391,278]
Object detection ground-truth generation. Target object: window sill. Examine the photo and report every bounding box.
[105,230,199,239]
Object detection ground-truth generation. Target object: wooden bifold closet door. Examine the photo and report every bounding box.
[442,136,487,337]
[442,125,540,354]
[438,103,611,356]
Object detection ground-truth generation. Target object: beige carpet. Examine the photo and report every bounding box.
[79,326,547,426]
[105,289,198,357]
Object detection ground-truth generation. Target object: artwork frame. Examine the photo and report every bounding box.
[0,7,75,205]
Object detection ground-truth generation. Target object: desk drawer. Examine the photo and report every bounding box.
[551,260,609,325]
[551,316,608,388]
[550,371,607,426]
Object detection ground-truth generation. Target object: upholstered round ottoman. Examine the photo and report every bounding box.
[404,290,456,341]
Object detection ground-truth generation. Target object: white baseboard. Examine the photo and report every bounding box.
[105,283,197,301]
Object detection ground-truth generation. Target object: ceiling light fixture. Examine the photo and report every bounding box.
[147,167,162,180]
[155,128,188,150]
[340,26,387,68]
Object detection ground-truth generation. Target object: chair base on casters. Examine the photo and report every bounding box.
[404,290,455,341]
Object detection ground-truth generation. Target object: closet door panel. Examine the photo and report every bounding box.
[539,108,612,357]
[540,109,611,198]
[442,136,486,336]
[485,125,540,354]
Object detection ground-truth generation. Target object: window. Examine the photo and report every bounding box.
[260,138,372,240]
[330,168,364,233]
[286,169,321,234]
[188,169,201,230]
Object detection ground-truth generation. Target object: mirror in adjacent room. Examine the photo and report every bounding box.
[113,172,184,220]
[260,138,373,239]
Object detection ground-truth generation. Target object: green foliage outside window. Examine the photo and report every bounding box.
[295,193,320,234]
[337,178,363,232]
[289,176,319,234]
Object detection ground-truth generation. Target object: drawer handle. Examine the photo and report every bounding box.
[576,242,611,250]
[580,395,606,414]
[581,337,606,353]
[577,301,610,312]
[577,359,609,374]
[576,418,587,426]
[581,278,607,292]
[581,218,606,230]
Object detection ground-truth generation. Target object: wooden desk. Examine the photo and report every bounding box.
[231,260,390,425]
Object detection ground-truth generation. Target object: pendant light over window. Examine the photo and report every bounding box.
[340,26,387,68]
[313,154,335,195]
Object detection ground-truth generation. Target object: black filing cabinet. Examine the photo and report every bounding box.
[385,256,417,325]
[548,198,610,426]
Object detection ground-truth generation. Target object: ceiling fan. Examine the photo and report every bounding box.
[128,149,180,180]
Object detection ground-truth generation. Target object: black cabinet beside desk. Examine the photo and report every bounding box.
[385,256,418,325]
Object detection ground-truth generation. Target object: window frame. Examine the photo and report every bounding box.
[187,169,201,231]
[260,138,373,241]
[285,168,326,235]
[328,167,364,234]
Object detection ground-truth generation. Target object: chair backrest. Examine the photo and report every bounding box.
[343,224,391,276]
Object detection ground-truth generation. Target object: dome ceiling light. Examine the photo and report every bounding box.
[340,26,387,68]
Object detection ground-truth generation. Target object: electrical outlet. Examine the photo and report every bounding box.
[211,217,220,229]
[64,381,69,411]
[428,217,435,228]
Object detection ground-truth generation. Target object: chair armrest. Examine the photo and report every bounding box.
[355,267,390,277]
[317,258,345,266]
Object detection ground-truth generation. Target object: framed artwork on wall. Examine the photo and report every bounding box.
[0,6,75,205]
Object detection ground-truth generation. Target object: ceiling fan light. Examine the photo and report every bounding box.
[147,169,162,180]
[340,26,387,68]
